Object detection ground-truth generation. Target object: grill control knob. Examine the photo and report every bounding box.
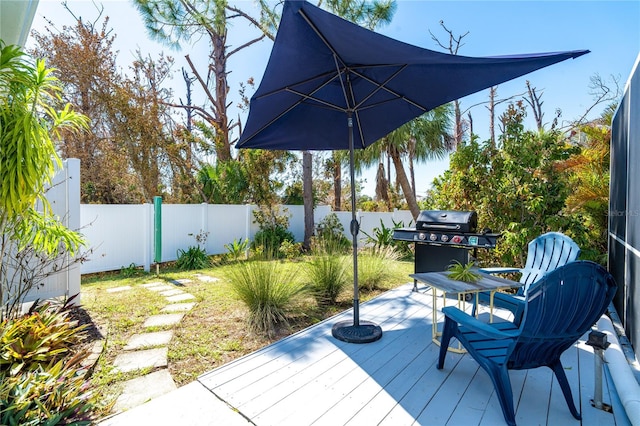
[451,235,463,244]
[418,232,426,240]
[429,233,437,241]
[441,234,449,242]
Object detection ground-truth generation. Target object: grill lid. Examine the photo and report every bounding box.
[416,210,477,233]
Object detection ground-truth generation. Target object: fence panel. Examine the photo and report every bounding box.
[79,203,414,274]
[80,204,149,274]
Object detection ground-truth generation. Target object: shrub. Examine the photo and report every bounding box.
[224,238,249,262]
[176,246,211,270]
[357,246,400,291]
[228,261,304,337]
[176,230,211,270]
[0,300,97,424]
[315,213,350,253]
[305,254,350,305]
[279,240,303,259]
[251,206,295,258]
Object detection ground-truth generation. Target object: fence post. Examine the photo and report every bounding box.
[154,196,162,275]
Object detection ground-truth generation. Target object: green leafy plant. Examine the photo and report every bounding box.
[176,230,212,270]
[120,262,140,277]
[0,42,88,320]
[228,261,305,337]
[314,213,350,253]
[176,246,211,270]
[447,261,480,283]
[279,240,303,259]
[0,300,97,424]
[224,238,249,262]
[251,206,295,259]
[306,254,350,305]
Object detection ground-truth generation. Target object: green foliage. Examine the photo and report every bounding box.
[228,261,305,337]
[447,261,480,283]
[357,246,400,291]
[198,161,249,204]
[305,251,350,305]
[1,42,88,319]
[176,246,211,270]
[279,240,303,259]
[314,213,350,253]
[362,219,413,259]
[0,301,97,424]
[224,238,249,262]
[120,263,140,277]
[251,206,295,258]
[427,101,592,267]
[176,231,212,270]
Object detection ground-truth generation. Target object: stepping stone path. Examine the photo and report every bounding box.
[109,280,200,413]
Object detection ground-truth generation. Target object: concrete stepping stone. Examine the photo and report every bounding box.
[160,289,185,297]
[112,347,167,373]
[173,278,193,285]
[112,370,177,412]
[146,284,175,292]
[195,274,219,283]
[106,286,132,293]
[161,303,196,313]
[143,313,184,328]
[166,293,195,302]
[123,331,174,350]
[141,282,164,288]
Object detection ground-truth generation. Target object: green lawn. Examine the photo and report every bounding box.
[80,257,413,416]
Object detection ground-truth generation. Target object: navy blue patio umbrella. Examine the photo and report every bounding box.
[237,0,588,343]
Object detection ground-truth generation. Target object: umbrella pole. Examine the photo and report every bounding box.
[331,112,383,344]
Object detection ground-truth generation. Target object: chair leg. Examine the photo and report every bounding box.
[550,360,581,420]
[437,317,457,369]
[485,363,516,426]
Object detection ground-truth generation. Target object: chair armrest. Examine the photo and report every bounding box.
[479,267,522,275]
[442,306,519,340]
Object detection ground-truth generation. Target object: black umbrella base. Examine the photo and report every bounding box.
[332,320,383,343]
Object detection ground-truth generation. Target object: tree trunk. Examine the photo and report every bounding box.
[454,99,463,148]
[302,151,313,251]
[333,153,342,211]
[489,86,496,149]
[389,145,420,220]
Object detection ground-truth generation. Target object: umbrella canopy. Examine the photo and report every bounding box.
[237,0,588,343]
[238,0,588,151]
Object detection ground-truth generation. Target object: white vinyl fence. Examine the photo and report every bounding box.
[16,159,82,304]
[29,158,413,300]
[79,204,413,274]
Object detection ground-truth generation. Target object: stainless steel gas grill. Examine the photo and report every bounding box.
[392,210,500,291]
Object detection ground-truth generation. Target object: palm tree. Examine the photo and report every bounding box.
[369,104,453,219]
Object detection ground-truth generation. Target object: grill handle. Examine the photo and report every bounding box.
[420,224,461,230]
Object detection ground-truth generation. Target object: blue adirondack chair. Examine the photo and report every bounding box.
[437,261,617,426]
[474,232,581,323]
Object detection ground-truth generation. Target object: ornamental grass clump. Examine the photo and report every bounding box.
[306,253,350,306]
[357,245,400,291]
[228,261,305,337]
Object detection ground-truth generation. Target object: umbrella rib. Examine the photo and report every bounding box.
[350,66,428,112]
[299,9,349,70]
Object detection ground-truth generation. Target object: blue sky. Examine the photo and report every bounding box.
[29,0,640,197]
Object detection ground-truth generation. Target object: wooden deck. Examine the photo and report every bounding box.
[198,282,626,426]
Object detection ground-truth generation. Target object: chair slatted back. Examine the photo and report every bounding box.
[507,261,616,370]
[519,232,581,294]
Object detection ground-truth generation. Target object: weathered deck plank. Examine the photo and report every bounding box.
[198,282,621,426]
